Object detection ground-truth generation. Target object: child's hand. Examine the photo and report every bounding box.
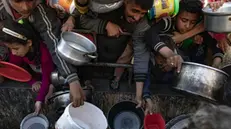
[212,57,222,68]
[217,37,230,52]
[32,82,41,93]
[45,84,55,104]
[61,16,75,32]
[136,95,143,109]
[34,101,42,115]
[145,98,154,115]
[208,1,225,11]
[193,35,204,45]
[106,22,123,37]
[70,81,86,107]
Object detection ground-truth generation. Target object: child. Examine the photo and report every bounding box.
[146,0,223,71]
[0,19,55,115]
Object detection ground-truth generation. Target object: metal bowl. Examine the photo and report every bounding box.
[172,62,229,102]
[203,2,231,33]
[166,114,191,129]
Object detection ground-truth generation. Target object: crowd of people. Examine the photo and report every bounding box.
[0,0,231,128]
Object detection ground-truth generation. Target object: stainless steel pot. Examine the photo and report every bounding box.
[203,2,231,33]
[166,114,191,129]
[89,0,123,13]
[48,90,70,115]
[50,71,66,86]
[57,32,97,65]
[172,62,229,102]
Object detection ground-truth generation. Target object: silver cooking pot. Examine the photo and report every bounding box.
[172,62,229,102]
[48,90,70,115]
[57,31,97,65]
[203,2,231,33]
[89,0,123,13]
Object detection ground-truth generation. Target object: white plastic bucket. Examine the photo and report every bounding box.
[55,102,108,129]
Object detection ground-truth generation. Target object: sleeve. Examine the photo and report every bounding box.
[143,69,151,99]
[31,4,79,83]
[145,17,172,52]
[0,1,6,21]
[132,18,151,82]
[204,32,224,60]
[0,44,8,61]
[79,10,109,34]
[36,43,55,102]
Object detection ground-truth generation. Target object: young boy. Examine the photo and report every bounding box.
[146,0,223,73]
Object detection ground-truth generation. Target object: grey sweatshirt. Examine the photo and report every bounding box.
[0,0,79,83]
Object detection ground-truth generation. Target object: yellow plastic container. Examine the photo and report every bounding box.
[48,0,76,14]
[148,0,179,20]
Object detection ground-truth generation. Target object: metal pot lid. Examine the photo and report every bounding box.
[182,62,229,76]
[203,2,231,15]
[166,114,191,129]
[49,90,70,100]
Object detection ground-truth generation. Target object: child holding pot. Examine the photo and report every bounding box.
[0,19,55,115]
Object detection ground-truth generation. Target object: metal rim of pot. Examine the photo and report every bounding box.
[203,2,231,16]
[48,90,70,101]
[165,114,192,129]
[20,113,49,129]
[61,31,97,54]
[57,31,98,65]
[107,100,144,129]
[89,0,123,13]
[183,62,229,76]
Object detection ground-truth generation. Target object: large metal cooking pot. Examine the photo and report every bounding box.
[172,62,229,102]
[48,90,70,115]
[166,114,191,129]
[50,71,66,86]
[203,2,231,33]
[57,31,97,65]
[89,0,123,13]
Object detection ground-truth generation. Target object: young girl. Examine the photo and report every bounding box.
[0,19,55,115]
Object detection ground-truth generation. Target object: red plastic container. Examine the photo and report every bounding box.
[144,113,165,129]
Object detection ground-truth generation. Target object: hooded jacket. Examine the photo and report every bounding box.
[0,0,79,83]
[80,5,151,82]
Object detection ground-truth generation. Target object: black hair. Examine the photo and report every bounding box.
[0,19,41,63]
[0,19,37,45]
[179,0,203,15]
[131,0,153,10]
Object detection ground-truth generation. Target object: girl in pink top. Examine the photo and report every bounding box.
[0,20,55,115]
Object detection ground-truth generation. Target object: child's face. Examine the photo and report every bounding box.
[9,0,36,18]
[175,11,199,34]
[5,41,32,57]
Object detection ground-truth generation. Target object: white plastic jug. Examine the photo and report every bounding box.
[55,102,108,129]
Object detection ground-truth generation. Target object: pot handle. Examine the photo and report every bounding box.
[85,52,98,59]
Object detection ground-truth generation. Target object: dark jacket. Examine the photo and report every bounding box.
[0,0,78,83]
[79,6,151,82]
[145,17,223,64]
